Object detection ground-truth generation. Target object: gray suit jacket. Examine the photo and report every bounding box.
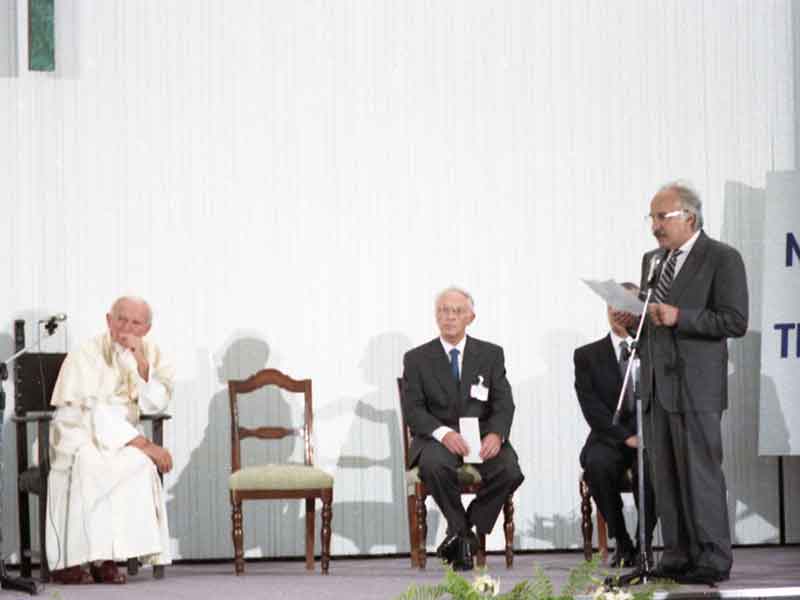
[401,336,515,466]
[639,230,748,413]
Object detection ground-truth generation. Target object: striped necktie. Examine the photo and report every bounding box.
[653,249,681,303]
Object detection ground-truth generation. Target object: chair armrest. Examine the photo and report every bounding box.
[140,413,171,447]
[12,412,54,423]
[140,413,172,423]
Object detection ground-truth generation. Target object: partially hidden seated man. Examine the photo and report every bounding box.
[401,287,524,571]
[575,283,656,567]
[47,296,174,584]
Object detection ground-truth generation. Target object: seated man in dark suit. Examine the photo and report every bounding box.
[401,287,524,571]
[575,283,656,567]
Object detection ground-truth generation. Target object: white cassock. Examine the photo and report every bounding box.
[45,332,174,570]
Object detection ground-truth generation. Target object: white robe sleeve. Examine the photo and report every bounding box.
[93,402,140,451]
[134,374,169,415]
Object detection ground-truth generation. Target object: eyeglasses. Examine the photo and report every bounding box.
[437,305,470,317]
[645,209,687,224]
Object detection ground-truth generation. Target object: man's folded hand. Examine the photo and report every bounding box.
[441,431,470,456]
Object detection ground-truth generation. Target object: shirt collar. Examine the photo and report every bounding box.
[440,336,467,356]
[609,330,632,359]
[676,229,701,256]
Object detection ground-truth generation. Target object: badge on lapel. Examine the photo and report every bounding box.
[470,375,489,402]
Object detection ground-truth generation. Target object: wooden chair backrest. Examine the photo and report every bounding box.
[228,368,313,473]
[396,377,413,470]
[12,320,66,416]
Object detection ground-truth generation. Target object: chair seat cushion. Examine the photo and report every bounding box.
[405,464,481,494]
[229,464,333,491]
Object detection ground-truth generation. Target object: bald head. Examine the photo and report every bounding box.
[106,296,153,347]
[110,296,152,325]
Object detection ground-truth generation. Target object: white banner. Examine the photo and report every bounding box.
[759,172,800,455]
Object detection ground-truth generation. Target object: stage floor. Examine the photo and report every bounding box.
[10,546,799,600]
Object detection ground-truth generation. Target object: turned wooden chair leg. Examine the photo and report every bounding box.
[231,497,245,575]
[320,489,333,575]
[407,494,419,567]
[305,498,315,571]
[415,487,427,570]
[127,558,139,576]
[477,534,486,567]
[597,509,609,563]
[503,494,514,568]
[580,476,594,561]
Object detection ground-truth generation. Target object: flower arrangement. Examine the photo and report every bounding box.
[395,555,673,600]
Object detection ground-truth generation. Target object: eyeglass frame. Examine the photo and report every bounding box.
[645,209,689,224]
[436,305,471,317]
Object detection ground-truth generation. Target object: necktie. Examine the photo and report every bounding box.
[449,348,460,382]
[619,340,634,412]
[653,249,682,303]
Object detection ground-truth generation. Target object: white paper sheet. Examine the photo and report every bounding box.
[459,417,483,464]
[581,278,645,314]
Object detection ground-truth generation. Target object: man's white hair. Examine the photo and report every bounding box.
[109,295,153,325]
[434,286,475,312]
[658,180,704,230]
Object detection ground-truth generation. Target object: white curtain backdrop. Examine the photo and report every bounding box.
[1,0,796,561]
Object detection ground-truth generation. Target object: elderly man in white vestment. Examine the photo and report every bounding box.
[46,296,174,585]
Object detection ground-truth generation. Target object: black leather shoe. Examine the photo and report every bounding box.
[675,566,729,586]
[650,561,690,580]
[451,536,474,571]
[436,534,460,564]
[610,540,637,568]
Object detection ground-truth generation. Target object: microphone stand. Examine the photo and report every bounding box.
[606,287,654,587]
[0,323,63,595]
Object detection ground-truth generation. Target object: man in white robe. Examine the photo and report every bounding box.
[46,296,174,584]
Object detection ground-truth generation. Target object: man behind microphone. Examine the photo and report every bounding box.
[618,182,748,584]
[575,283,656,568]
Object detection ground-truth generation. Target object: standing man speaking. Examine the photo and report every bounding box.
[625,182,748,584]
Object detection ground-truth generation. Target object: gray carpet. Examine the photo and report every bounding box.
[14,547,800,600]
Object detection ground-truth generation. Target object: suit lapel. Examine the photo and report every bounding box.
[669,230,708,303]
[459,336,481,406]
[600,335,621,387]
[427,339,459,400]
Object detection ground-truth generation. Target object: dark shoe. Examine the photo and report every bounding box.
[610,540,636,568]
[90,561,127,584]
[650,561,690,580]
[436,534,461,564]
[51,565,93,585]
[451,536,475,572]
[675,566,729,586]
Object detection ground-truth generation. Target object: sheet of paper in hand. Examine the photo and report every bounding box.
[459,417,483,464]
[581,278,644,315]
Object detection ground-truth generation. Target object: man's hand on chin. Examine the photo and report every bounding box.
[441,431,470,456]
[479,433,502,460]
[118,333,150,380]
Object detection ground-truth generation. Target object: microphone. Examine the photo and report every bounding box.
[645,253,663,288]
[39,313,67,335]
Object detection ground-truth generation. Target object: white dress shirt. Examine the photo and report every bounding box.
[431,336,466,443]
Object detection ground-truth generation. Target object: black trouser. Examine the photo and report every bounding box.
[582,441,656,547]
[416,440,524,535]
[645,398,732,573]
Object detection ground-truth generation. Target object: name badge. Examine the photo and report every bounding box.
[470,375,489,402]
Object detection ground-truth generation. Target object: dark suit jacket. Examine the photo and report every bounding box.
[574,334,637,466]
[639,230,748,413]
[401,336,515,466]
